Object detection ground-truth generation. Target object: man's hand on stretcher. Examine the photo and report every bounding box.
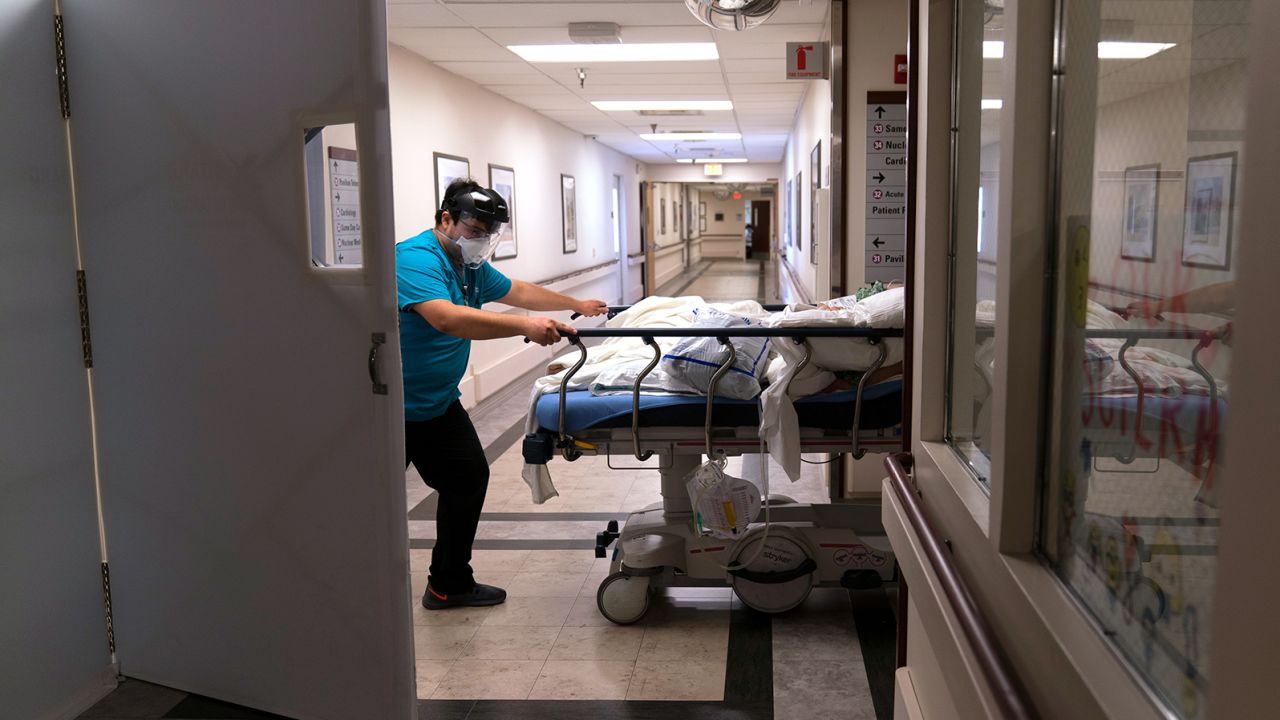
[524,317,578,346]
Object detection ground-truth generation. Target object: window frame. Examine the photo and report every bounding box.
[902,0,1279,717]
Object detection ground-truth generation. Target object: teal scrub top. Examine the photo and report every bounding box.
[397,229,512,421]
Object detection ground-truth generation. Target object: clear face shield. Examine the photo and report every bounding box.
[449,213,506,269]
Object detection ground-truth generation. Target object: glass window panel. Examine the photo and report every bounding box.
[945,0,1004,485]
[1044,2,1247,717]
[303,123,362,269]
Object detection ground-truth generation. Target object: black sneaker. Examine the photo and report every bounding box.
[422,583,507,610]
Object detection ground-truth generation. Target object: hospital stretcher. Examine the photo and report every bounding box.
[522,319,905,624]
[1075,327,1227,473]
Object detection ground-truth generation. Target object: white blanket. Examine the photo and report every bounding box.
[761,287,907,481]
[520,296,769,503]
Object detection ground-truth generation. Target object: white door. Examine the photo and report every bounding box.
[62,2,413,719]
[1,2,116,716]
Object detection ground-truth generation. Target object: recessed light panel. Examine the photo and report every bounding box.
[507,43,719,63]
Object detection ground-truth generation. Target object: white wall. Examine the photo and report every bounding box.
[773,9,834,302]
[782,61,832,302]
[1089,61,1244,306]
[389,45,643,405]
[699,191,748,259]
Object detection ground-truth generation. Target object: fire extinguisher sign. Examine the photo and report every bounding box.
[786,41,829,80]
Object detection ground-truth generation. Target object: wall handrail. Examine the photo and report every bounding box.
[534,259,619,287]
[884,453,1035,720]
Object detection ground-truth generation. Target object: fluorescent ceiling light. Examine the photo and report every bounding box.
[981,99,1003,110]
[592,100,734,112]
[696,158,747,164]
[507,42,718,63]
[677,158,695,163]
[1097,41,1176,59]
[982,41,1174,60]
[640,132,742,141]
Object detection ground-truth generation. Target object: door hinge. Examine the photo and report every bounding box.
[77,270,93,368]
[101,562,116,654]
[54,11,70,120]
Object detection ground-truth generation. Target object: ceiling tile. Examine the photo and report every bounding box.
[439,1,699,28]
[387,3,470,28]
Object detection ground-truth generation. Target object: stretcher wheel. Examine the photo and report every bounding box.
[728,528,815,614]
[597,572,651,625]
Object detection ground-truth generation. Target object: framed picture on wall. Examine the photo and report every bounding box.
[1180,152,1236,270]
[561,173,578,253]
[433,152,470,211]
[793,171,802,249]
[1120,164,1158,262]
[699,201,707,217]
[778,178,788,245]
[699,216,707,233]
[810,142,821,264]
[488,164,517,260]
[661,198,667,235]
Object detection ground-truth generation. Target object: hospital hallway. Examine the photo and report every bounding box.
[77,254,896,719]
[653,257,811,306]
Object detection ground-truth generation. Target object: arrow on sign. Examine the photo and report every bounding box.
[874,106,886,118]
[872,237,884,248]
[873,172,886,184]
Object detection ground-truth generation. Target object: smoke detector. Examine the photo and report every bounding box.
[569,22,622,44]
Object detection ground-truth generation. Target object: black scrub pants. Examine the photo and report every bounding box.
[405,400,489,595]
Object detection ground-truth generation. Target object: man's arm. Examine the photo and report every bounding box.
[500,279,607,317]
[413,300,575,345]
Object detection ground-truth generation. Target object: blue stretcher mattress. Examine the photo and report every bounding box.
[1083,394,1226,454]
[535,380,903,434]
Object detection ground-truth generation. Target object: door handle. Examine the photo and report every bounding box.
[368,332,388,395]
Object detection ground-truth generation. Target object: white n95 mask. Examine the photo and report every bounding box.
[455,231,501,269]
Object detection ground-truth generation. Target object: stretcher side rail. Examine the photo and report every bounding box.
[572,304,792,321]
[546,325,903,463]
[1093,328,1224,465]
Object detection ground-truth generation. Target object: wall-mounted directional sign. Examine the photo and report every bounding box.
[328,147,361,266]
[865,91,907,283]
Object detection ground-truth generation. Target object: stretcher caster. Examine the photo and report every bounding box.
[597,571,652,625]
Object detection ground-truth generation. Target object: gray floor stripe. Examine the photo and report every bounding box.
[410,538,597,550]
[483,418,527,465]
[479,512,628,522]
